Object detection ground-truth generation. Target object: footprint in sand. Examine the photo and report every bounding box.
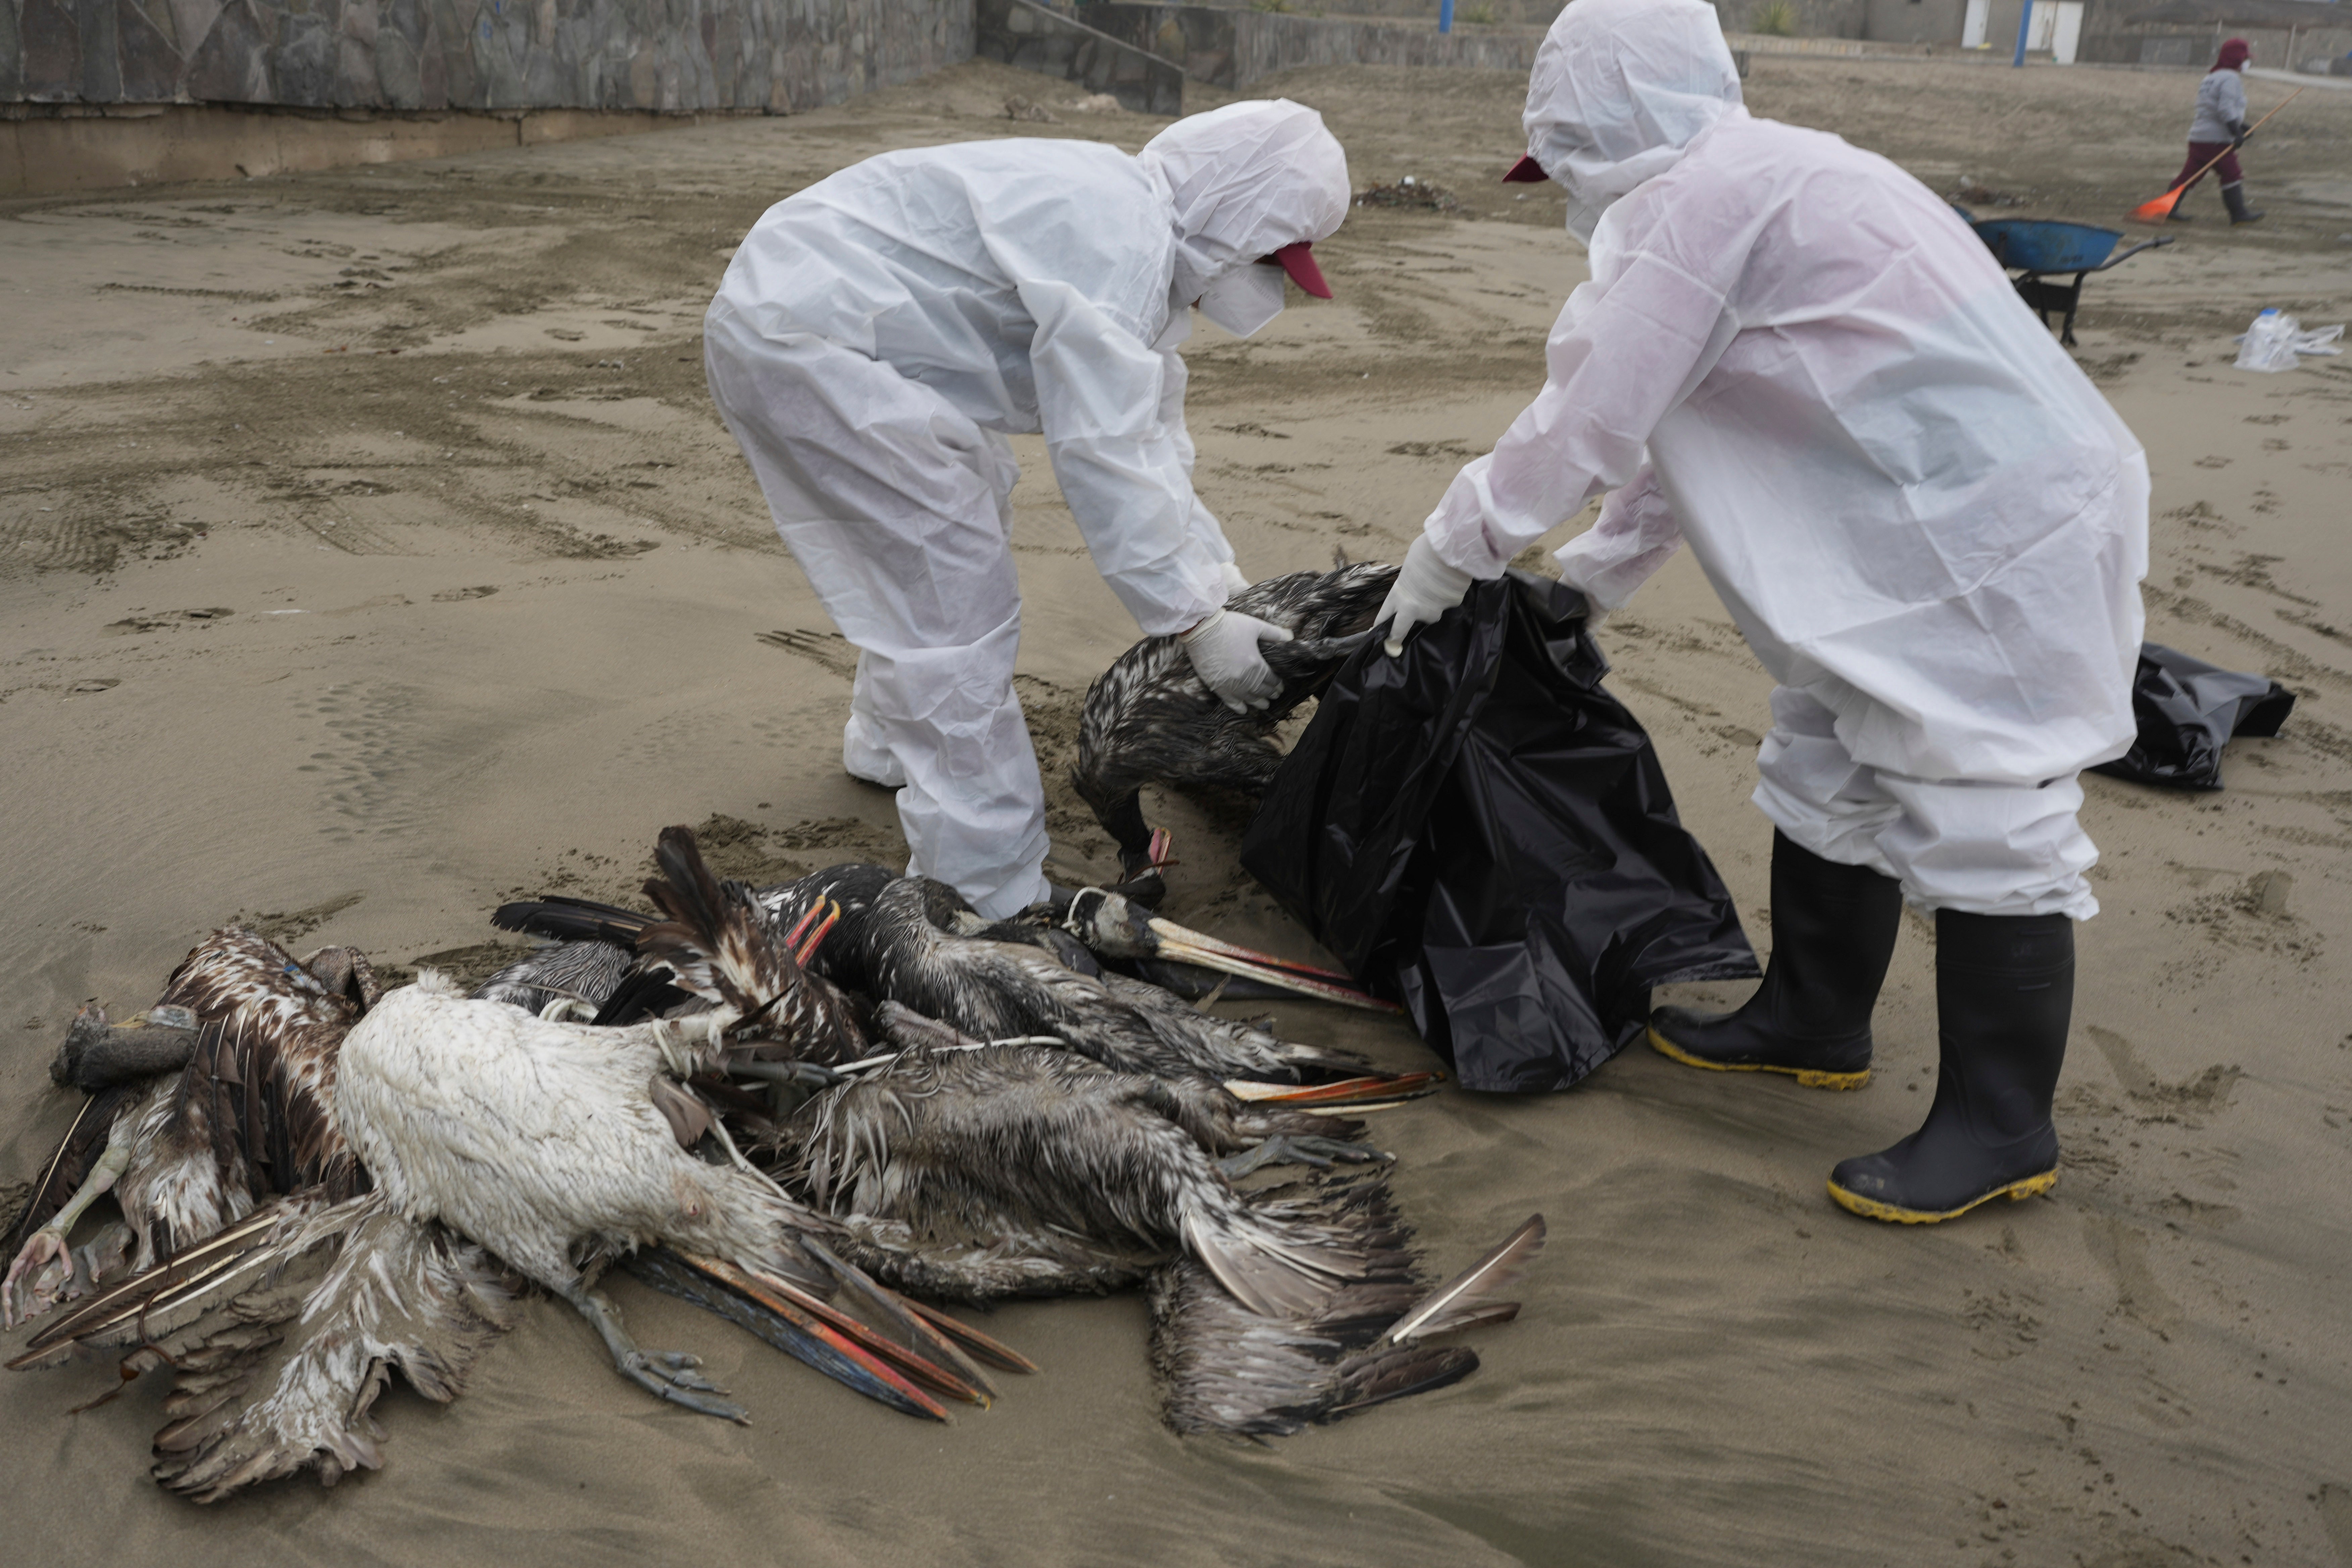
[2086,1026,2243,1117]
[2081,1211,2180,1338]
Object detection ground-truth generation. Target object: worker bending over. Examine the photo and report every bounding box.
[708,102,1348,917]
[1378,0,2148,1224]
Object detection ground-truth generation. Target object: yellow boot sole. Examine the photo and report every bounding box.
[1825,1167,2058,1225]
[1646,1025,1871,1090]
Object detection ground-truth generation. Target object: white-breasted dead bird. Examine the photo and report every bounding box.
[1074,560,1397,881]
[328,828,963,1425]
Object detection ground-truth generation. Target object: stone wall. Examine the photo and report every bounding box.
[0,0,972,112]
[974,0,1183,111]
[1074,3,1544,89]
[1709,0,1868,40]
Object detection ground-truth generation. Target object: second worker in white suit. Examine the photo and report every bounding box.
[1377,0,2149,1224]
[708,101,1350,918]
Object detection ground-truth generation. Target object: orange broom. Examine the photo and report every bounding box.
[2131,88,2302,224]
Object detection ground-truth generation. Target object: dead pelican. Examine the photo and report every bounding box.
[329,829,951,1423]
[1074,560,1396,879]
[4,930,375,1326]
[1150,1212,1546,1435]
[782,1004,1397,1318]
[500,864,1390,1084]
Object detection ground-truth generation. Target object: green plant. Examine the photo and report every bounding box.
[1458,1,1498,23]
[1749,0,1798,35]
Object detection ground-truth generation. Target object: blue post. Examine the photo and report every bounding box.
[1439,0,1454,33]
[2012,0,2034,65]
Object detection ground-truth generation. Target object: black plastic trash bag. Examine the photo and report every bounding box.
[2090,642,2295,791]
[1240,572,1759,1094]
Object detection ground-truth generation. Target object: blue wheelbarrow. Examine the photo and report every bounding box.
[1952,210,2174,348]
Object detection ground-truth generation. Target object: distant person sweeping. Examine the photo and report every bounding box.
[2166,38,2262,224]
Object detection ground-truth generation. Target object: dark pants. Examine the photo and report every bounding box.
[2171,141,2244,193]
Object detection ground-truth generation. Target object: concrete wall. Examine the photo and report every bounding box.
[1863,0,1965,42]
[0,0,972,112]
[975,0,1182,111]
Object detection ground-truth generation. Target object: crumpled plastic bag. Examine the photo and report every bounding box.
[2090,642,2295,790]
[1240,571,1759,1093]
[2235,309,2345,372]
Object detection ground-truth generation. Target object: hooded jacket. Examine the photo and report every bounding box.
[1421,0,2148,786]
[2189,41,2251,144]
[708,101,1349,635]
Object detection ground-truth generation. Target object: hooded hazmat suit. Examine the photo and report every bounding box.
[706,102,1351,918]
[1410,0,2147,919]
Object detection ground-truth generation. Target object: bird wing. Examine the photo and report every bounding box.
[15,1191,521,1503]
[638,825,800,1018]
[146,1197,521,1503]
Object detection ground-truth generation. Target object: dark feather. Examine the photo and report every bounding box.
[1074,562,1398,875]
[490,895,656,947]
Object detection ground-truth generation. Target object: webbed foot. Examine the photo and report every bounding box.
[566,1284,749,1424]
[1217,1134,1391,1180]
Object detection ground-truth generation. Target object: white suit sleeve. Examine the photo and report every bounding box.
[1022,283,1227,636]
[1158,343,1236,567]
[1420,223,1746,579]
[1553,462,1684,610]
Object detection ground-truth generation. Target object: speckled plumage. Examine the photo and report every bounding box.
[5,929,372,1300]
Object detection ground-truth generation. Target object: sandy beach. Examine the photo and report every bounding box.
[4,52,2350,1567]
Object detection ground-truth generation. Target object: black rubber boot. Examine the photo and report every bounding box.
[2223,182,2264,225]
[1827,910,2073,1224]
[1647,832,1902,1090]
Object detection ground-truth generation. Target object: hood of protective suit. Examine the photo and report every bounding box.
[1140,100,1351,337]
[1522,0,1744,244]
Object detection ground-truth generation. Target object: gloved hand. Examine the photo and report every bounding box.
[1376,536,1476,656]
[1219,561,1252,599]
[1181,608,1294,713]
[2229,118,2250,148]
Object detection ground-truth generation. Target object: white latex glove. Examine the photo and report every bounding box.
[1181,608,1294,713]
[1377,536,1476,656]
[1219,561,1252,600]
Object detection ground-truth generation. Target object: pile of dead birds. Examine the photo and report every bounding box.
[3,818,1541,1504]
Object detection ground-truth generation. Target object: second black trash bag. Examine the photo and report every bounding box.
[2089,642,2296,791]
[1240,572,1759,1094]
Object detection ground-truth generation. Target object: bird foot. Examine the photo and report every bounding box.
[617,1348,749,1424]
[567,1284,748,1424]
[730,1057,847,1091]
[3,1227,70,1329]
[1217,1134,1391,1180]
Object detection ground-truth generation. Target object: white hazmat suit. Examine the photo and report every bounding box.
[1399,0,2147,919]
[707,102,1351,917]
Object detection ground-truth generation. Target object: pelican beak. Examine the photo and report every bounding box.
[636,1249,962,1420]
[783,898,842,965]
[1222,1072,1444,1105]
[1140,916,1400,1013]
